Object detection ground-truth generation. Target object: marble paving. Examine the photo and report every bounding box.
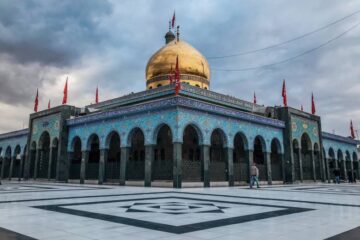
[0,181,359,240]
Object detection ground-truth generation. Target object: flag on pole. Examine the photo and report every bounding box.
[34,89,39,112]
[62,77,68,105]
[175,55,181,95]
[253,92,257,104]
[95,86,99,104]
[282,80,287,107]
[311,93,316,114]
[350,120,356,139]
[171,11,176,29]
[48,99,51,109]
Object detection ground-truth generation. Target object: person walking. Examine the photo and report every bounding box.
[250,163,260,188]
[333,168,340,184]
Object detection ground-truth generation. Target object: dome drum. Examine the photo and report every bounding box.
[146,39,210,90]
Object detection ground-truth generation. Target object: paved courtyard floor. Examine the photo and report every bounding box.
[0,181,359,240]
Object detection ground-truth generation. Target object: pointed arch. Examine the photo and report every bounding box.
[233,132,249,183]
[127,127,145,181]
[270,138,283,181]
[153,124,173,181]
[182,124,201,182]
[253,135,267,181]
[105,131,121,182]
[210,128,227,182]
[292,139,301,181]
[69,136,82,180]
[86,133,100,180]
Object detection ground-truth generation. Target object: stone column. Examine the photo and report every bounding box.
[0,157,4,179]
[325,158,331,183]
[342,160,347,181]
[80,151,88,184]
[98,149,108,185]
[120,147,129,186]
[34,149,41,180]
[201,145,210,187]
[19,154,25,181]
[144,145,154,187]
[225,147,234,187]
[66,152,73,182]
[265,152,272,185]
[173,142,182,188]
[248,150,254,183]
[8,156,16,180]
[298,148,303,182]
[47,147,54,180]
[321,154,326,182]
[279,153,286,183]
[310,150,316,181]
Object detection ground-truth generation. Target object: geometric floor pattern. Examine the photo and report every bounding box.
[0,181,360,239]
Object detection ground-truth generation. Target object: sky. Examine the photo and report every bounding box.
[0,0,360,137]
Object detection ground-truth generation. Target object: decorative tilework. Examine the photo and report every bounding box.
[67,104,284,153]
[291,116,319,145]
[0,133,28,157]
[323,138,358,161]
[31,113,61,145]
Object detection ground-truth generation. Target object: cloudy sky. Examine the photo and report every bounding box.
[0,0,360,137]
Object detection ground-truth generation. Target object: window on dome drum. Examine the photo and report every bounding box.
[157,84,162,87]
[149,86,152,89]
[204,87,207,90]
[195,84,200,87]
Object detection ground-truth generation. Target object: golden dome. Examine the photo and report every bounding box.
[146,39,210,90]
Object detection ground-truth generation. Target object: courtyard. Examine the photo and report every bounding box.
[0,182,359,240]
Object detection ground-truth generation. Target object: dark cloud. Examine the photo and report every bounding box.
[0,0,360,137]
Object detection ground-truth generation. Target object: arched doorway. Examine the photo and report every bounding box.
[271,138,282,181]
[210,129,226,182]
[345,151,352,181]
[38,132,50,179]
[127,128,145,181]
[153,125,173,181]
[49,138,58,179]
[301,134,313,180]
[12,145,21,179]
[337,150,344,180]
[233,132,248,183]
[86,134,100,180]
[313,143,321,181]
[69,137,82,180]
[29,142,36,178]
[292,139,301,181]
[353,152,359,181]
[253,136,266,181]
[328,148,336,180]
[3,146,11,178]
[106,131,121,182]
[182,125,201,182]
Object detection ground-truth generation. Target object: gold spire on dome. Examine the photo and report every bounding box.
[145,25,210,90]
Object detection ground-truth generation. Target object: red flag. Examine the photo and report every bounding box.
[175,56,181,95]
[62,77,68,105]
[48,99,51,109]
[253,92,257,104]
[350,120,356,139]
[34,89,39,112]
[95,86,99,104]
[282,80,287,107]
[301,105,303,111]
[311,93,316,114]
[171,11,176,29]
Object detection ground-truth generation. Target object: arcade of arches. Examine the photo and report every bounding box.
[19,128,360,187]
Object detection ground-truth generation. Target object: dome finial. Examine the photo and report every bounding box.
[176,25,180,41]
